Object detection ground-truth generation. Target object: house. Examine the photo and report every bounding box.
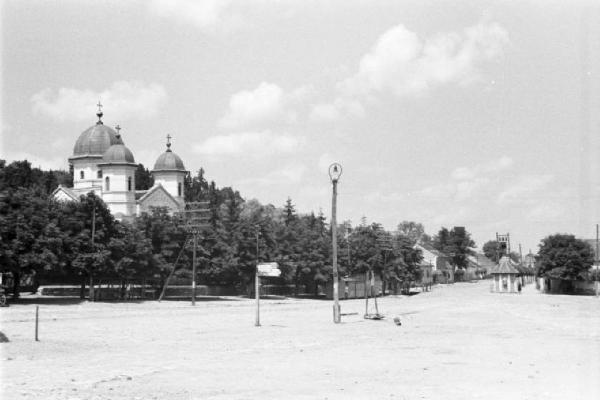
[415,243,454,283]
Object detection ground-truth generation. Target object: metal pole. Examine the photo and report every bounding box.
[192,232,197,306]
[89,205,95,302]
[255,228,260,327]
[332,178,340,323]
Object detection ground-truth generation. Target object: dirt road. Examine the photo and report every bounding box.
[1,280,599,399]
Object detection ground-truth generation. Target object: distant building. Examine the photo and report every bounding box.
[52,106,188,220]
[490,256,520,293]
[415,243,454,283]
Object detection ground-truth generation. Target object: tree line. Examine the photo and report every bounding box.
[1,160,483,298]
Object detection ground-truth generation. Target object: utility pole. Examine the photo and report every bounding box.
[89,205,96,301]
[192,229,198,306]
[255,226,260,327]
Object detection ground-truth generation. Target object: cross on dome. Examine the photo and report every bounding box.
[115,124,121,139]
[166,134,172,152]
[96,100,104,125]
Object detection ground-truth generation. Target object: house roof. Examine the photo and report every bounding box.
[490,256,520,274]
[51,185,79,201]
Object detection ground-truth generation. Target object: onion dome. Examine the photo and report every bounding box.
[152,134,186,172]
[102,144,135,164]
[71,104,123,158]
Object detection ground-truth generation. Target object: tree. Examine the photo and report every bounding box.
[482,240,501,263]
[0,188,65,297]
[537,234,594,281]
[283,197,296,226]
[134,164,154,190]
[396,221,425,245]
[433,226,475,272]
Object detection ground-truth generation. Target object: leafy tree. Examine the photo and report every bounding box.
[482,240,501,262]
[396,221,425,245]
[134,163,154,190]
[0,188,64,297]
[433,226,475,272]
[537,234,594,281]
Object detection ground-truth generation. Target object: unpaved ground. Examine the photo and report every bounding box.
[1,280,599,400]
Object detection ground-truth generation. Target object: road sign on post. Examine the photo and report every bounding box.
[255,262,280,327]
[257,262,281,277]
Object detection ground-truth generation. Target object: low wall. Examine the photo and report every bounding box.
[39,285,238,299]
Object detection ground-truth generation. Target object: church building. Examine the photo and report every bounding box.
[52,105,188,220]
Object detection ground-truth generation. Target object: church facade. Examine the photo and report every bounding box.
[52,106,188,220]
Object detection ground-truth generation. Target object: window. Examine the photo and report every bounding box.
[80,171,84,179]
[105,176,110,191]
[178,182,182,197]
[128,177,132,191]
[97,170,102,179]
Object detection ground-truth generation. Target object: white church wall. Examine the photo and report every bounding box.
[153,172,185,204]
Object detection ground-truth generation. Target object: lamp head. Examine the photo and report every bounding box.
[328,162,342,182]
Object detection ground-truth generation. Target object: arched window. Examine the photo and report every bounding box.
[105,176,110,191]
[97,170,102,179]
[178,182,182,197]
[80,170,84,179]
[128,177,132,191]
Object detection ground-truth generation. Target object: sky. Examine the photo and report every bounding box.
[1,0,599,254]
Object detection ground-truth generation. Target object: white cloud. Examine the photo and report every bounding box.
[342,21,509,98]
[31,81,167,123]
[314,20,509,122]
[497,174,554,205]
[218,82,298,130]
[148,0,243,33]
[309,97,365,123]
[194,130,303,156]
[238,163,307,186]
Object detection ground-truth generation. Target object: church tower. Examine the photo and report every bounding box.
[97,126,137,220]
[151,135,188,207]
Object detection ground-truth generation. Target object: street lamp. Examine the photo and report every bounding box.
[329,163,342,323]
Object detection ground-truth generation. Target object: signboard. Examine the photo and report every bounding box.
[257,262,281,277]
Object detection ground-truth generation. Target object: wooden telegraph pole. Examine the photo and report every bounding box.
[181,201,211,306]
[255,226,260,327]
[89,204,96,301]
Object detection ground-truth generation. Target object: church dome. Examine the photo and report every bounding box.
[72,109,123,157]
[152,138,186,172]
[102,144,135,164]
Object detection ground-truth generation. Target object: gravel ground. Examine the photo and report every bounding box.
[1,280,599,400]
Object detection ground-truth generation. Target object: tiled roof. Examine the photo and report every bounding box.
[490,256,520,274]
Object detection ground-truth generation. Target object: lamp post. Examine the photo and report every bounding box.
[329,163,342,323]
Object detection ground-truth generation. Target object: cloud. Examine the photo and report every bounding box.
[342,21,509,98]
[218,82,293,129]
[309,98,365,123]
[314,20,509,122]
[497,174,554,205]
[147,0,243,33]
[218,82,316,130]
[238,163,307,186]
[416,155,513,202]
[31,81,167,123]
[194,130,303,156]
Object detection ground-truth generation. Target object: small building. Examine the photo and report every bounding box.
[324,274,383,299]
[415,243,454,283]
[490,256,520,293]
